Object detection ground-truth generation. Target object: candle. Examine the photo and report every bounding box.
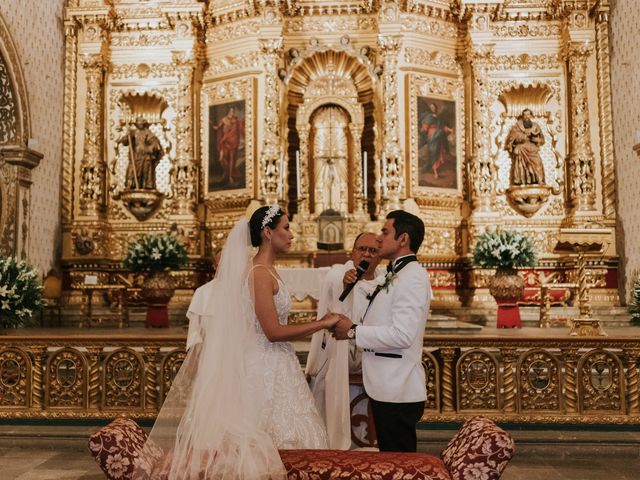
[296,150,301,194]
[363,151,368,198]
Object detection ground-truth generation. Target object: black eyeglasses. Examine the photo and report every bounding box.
[354,246,378,255]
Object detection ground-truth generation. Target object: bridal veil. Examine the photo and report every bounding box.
[134,219,286,479]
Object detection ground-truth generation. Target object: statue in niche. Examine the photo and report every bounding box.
[505,109,546,185]
[116,116,165,190]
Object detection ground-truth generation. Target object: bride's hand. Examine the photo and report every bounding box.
[319,312,342,330]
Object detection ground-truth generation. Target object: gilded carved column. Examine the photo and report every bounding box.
[259,38,283,204]
[501,348,517,413]
[298,126,311,215]
[468,46,495,213]
[378,35,403,211]
[31,347,46,409]
[171,51,197,216]
[87,347,102,410]
[62,20,78,224]
[79,53,107,216]
[144,347,160,411]
[624,349,640,415]
[562,348,578,413]
[564,43,597,217]
[594,6,616,220]
[440,348,457,413]
[349,124,364,214]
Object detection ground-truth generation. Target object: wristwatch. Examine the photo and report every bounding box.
[347,324,357,339]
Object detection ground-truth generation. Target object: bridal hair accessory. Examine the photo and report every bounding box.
[261,204,280,229]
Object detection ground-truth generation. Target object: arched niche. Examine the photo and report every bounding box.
[0,12,42,257]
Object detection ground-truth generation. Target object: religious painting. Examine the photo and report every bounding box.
[207,99,246,192]
[416,96,457,189]
[406,75,464,200]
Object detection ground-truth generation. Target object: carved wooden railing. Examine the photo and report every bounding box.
[421,335,640,424]
[1,331,639,423]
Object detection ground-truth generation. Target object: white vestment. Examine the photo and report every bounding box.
[305,261,384,449]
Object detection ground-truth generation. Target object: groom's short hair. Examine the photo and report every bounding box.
[386,210,425,253]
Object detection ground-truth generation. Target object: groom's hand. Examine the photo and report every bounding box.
[333,316,354,340]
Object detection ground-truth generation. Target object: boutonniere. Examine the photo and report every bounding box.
[367,271,397,299]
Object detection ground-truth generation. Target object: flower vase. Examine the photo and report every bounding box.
[488,267,524,328]
[141,271,175,328]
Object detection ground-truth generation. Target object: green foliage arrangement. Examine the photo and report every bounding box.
[629,274,640,326]
[0,256,43,328]
[123,233,187,273]
[472,229,537,269]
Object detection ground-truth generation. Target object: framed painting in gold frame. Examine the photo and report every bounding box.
[406,74,464,199]
[202,77,256,202]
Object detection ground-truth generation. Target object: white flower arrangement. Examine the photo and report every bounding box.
[0,256,43,328]
[472,229,537,269]
[123,233,187,273]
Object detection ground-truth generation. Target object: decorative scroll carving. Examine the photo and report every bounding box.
[284,16,377,33]
[46,348,87,408]
[468,46,496,212]
[79,53,107,216]
[207,51,260,77]
[103,349,144,409]
[518,349,561,412]
[564,43,597,216]
[0,349,30,408]
[258,38,283,203]
[422,351,439,412]
[457,349,499,411]
[491,22,561,38]
[404,47,459,73]
[161,349,186,400]
[171,51,197,215]
[0,52,18,145]
[378,35,403,210]
[579,350,624,413]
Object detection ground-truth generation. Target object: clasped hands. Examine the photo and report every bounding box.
[319,312,355,340]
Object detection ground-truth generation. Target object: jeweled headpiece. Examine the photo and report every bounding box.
[261,204,280,229]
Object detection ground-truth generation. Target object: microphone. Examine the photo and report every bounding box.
[339,260,370,302]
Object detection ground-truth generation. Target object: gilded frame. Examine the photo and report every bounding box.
[201,77,256,205]
[406,74,464,199]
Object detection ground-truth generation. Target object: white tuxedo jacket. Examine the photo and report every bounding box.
[356,261,432,403]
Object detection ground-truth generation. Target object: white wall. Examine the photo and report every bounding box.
[0,1,65,273]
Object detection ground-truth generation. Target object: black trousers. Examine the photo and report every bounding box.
[369,398,425,452]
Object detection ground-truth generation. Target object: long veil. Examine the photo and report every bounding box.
[133,219,286,479]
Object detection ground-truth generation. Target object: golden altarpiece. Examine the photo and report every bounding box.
[60,0,620,313]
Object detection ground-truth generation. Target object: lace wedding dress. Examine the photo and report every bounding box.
[134,220,326,480]
[254,271,328,449]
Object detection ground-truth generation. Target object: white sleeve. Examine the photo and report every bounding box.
[355,270,430,350]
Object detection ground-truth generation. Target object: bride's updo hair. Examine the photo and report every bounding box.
[249,205,286,247]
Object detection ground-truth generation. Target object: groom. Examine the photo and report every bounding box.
[333,210,432,452]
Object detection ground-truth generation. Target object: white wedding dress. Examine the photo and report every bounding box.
[254,271,328,449]
[134,220,326,480]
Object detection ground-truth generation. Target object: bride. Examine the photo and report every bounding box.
[134,205,339,479]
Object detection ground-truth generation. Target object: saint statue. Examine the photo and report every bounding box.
[505,108,546,185]
[116,116,165,190]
